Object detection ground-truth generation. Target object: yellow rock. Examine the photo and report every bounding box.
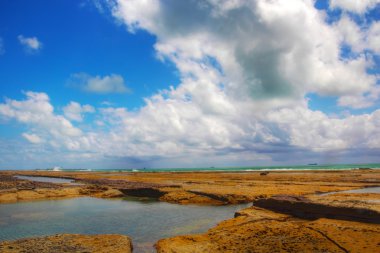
[0,234,133,253]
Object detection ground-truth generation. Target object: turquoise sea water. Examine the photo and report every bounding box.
[40,163,380,172]
[0,197,248,252]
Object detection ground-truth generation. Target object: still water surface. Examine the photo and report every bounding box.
[15,175,78,184]
[0,197,248,252]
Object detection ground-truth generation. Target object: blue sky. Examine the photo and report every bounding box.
[0,0,380,169]
[0,0,178,109]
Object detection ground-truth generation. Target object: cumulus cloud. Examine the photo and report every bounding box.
[1,1,380,168]
[63,101,95,122]
[0,91,86,151]
[368,22,380,54]
[18,35,42,53]
[338,86,380,109]
[334,15,366,53]
[22,133,43,144]
[266,106,380,151]
[68,73,130,94]
[113,0,377,103]
[2,90,380,168]
[331,14,380,108]
[330,0,380,14]
[334,15,380,55]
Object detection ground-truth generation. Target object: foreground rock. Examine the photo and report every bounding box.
[156,206,380,252]
[253,194,380,224]
[0,234,133,253]
[309,192,380,213]
[1,170,380,252]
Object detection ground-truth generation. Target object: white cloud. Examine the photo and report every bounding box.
[330,15,380,108]
[330,0,380,14]
[22,133,43,144]
[2,89,380,168]
[100,101,114,106]
[1,1,380,168]
[333,15,380,55]
[334,15,366,53]
[113,0,377,102]
[69,73,130,94]
[0,92,86,151]
[368,21,380,54]
[63,101,95,122]
[338,86,380,109]
[18,35,42,53]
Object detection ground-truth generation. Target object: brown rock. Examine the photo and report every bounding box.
[160,190,225,205]
[253,194,380,224]
[156,207,380,253]
[0,234,133,253]
[3,169,380,205]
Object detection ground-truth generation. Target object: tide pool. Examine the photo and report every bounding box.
[15,175,78,184]
[0,197,248,252]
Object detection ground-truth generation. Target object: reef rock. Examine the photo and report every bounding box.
[156,206,380,253]
[0,234,133,253]
[253,194,380,224]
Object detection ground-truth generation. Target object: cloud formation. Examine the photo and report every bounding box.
[1,0,380,169]
[63,101,95,122]
[1,89,380,169]
[18,35,42,53]
[22,133,43,144]
[113,0,378,107]
[0,92,84,151]
[69,73,130,94]
[330,0,380,14]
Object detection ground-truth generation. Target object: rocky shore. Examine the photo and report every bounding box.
[0,174,124,203]
[156,205,380,252]
[2,169,379,205]
[0,234,133,253]
[0,169,379,252]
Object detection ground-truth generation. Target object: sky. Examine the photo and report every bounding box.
[0,0,380,170]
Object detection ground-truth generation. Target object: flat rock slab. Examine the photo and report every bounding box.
[0,234,132,253]
[156,207,380,253]
[253,194,380,224]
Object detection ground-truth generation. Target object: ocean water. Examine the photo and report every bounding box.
[39,163,380,173]
[0,197,248,252]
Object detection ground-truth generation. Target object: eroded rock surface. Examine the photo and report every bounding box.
[1,170,380,252]
[253,194,380,223]
[156,207,380,253]
[3,169,380,205]
[0,234,133,253]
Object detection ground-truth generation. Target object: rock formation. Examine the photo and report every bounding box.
[0,234,133,253]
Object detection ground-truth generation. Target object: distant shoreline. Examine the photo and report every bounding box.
[23,163,380,173]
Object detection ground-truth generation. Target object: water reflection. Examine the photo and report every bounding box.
[0,197,248,252]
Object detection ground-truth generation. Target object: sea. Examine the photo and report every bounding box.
[38,163,380,173]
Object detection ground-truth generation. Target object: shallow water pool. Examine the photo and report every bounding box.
[0,197,248,252]
[15,175,79,184]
